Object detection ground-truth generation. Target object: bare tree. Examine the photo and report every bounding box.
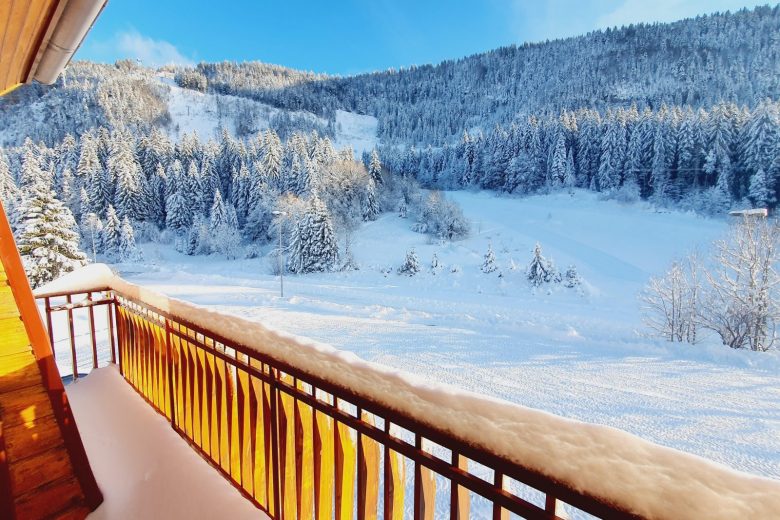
[641,254,700,343]
[699,217,780,351]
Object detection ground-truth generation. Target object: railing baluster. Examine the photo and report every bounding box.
[87,292,98,369]
[451,453,470,520]
[269,368,282,520]
[66,294,77,380]
[108,293,116,364]
[358,411,379,520]
[44,296,54,360]
[295,379,314,519]
[414,436,435,520]
[334,397,356,520]
[493,472,509,520]
[313,391,334,520]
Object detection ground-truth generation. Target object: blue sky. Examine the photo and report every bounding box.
[78,0,769,75]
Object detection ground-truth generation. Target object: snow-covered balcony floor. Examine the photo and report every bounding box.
[66,366,266,519]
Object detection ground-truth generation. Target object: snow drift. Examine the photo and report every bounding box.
[36,264,780,519]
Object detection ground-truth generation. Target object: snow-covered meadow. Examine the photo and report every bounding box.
[82,189,778,480]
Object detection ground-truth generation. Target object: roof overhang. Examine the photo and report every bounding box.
[0,0,107,96]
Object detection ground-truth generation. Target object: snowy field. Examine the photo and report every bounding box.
[43,190,780,486]
[76,189,777,481]
[159,74,378,154]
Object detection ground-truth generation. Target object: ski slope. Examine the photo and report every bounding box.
[100,190,780,480]
[160,75,378,153]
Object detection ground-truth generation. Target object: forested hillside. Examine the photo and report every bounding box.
[1,5,779,287]
[185,5,780,144]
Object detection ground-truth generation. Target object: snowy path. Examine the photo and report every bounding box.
[115,191,779,480]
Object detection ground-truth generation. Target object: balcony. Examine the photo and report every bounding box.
[28,265,780,520]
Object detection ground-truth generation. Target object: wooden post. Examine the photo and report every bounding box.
[66,294,76,380]
[357,411,379,520]
[414,437,435,520]
[451,453,470,520]
[383,422,405,520]
[295,380,314,520]
[493,472,509,520]
[334,399,356,520]
[313,395,334,520]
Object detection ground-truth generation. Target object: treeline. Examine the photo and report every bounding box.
[0,127,392,286]
[378,100,780,213]
[179,6,780,145]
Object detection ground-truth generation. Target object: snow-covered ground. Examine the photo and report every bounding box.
[68,366,265,519]
[333,109,378,155]
[160,75,378,154]
[92,190,779,481]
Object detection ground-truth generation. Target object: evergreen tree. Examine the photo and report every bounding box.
[209,190,227,232]
[361,179,379,221]
[482,243,498,273]
[16,181,86,287]
[80,212,103,263]
[118,217,140,261]
[165,191,191,231]
[0,150,19,208]
[103,205,121,259]
[748,168,773,207]
[548,132,567,189]
[398,248,421,276]
[368,149,383,185]
[288,196,338,273]
[526,243,559,287]
[564,265,582,289]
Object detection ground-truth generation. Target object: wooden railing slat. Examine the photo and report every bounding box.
[313,405,334,520]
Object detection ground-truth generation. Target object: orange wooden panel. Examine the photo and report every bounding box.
[314,407,334,520]
[357,412,380,520]
[250,371,268,507]
[415,441,436,520]
[278,374,297,519]
[295,380,314,520]
[335,418,356,520]
[452,454,470,520]
[385,443,405,520]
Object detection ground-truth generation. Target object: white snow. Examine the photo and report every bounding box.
[159,75,378,153]
[67,366,265,519]
[333,109,379,155]
[37,192,780,519]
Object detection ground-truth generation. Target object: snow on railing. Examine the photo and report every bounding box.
[35,265,780,520]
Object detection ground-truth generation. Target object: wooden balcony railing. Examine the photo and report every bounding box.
[35,285,780,520]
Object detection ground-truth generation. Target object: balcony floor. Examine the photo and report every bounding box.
[66,366,267,519]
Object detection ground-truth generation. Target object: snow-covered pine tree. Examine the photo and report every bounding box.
[361,179,379,221]
[103,205,121,260]
[526,243,559,287]
[80,212,103,263]
[209,190,227,232]
[0,150,19,208]
[16,180,86,287]
[548,131,567,189]
[482,243,498,273]
[287,196,338,273]
[748,168,774,208]
[368,149,383,185]
[564,264,582,288]
[563,149,576,193]
[165,191,191,231]
[398,248,420,276]
[118,217,140,261]
[109,134,143,220]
